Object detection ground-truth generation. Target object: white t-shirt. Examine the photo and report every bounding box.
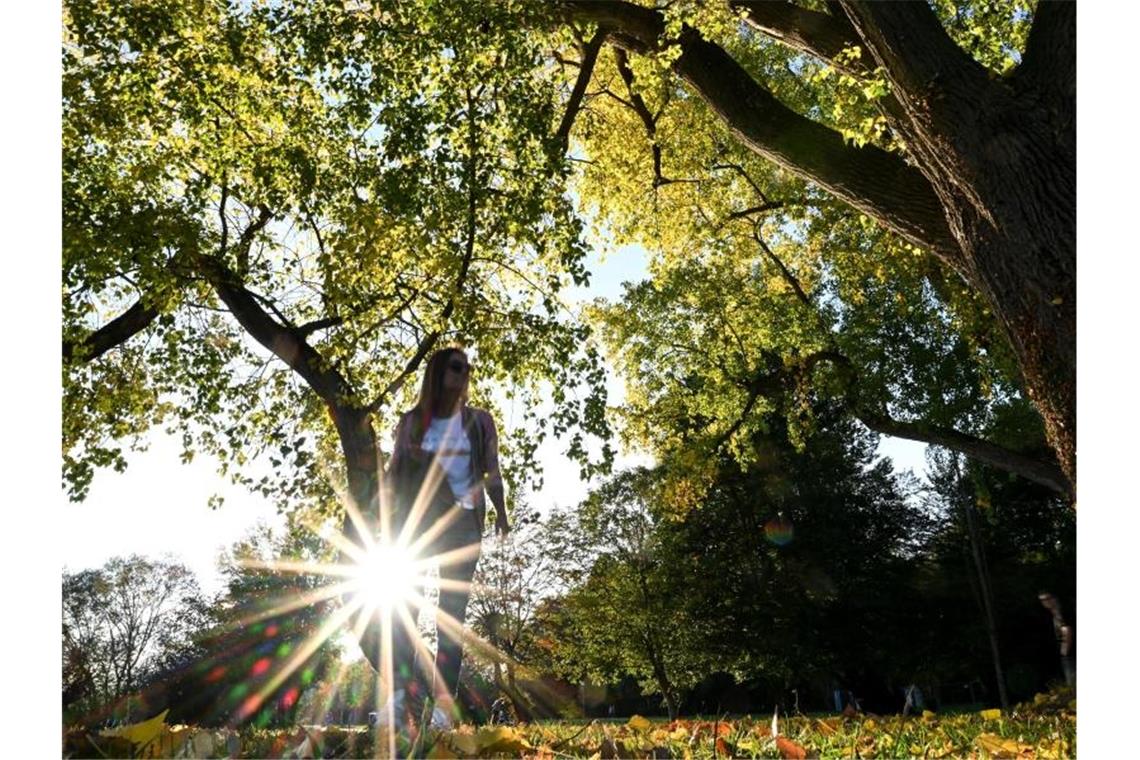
[420,413,475,509]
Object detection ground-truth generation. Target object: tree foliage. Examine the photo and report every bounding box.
[63,0,613,521]
[555,0,1074,493]
[140,522,342,727]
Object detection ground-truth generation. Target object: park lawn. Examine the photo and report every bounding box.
[64,688,1074,758]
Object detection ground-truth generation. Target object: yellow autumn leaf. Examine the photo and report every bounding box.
[475,725,531,754]
[815,718,841,736]
[976,732,1029,758]
[627,714,653,732]
[979,708,1002,720]
[448,731,479,757]
[99,709,169,748]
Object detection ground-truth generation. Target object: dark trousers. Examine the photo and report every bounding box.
[364,500,483,706]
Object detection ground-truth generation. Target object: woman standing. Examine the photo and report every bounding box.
[382,347,510,727]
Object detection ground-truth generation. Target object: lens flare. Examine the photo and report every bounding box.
[351,541,422,611]
[764,516,794,546]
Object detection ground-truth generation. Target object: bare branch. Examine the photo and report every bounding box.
[752,229,813,310]
[366,88,484,415]
[296,316,344,338]
[555,28,609,151]
[711,162,770,203]
[726,201,784,222]
[236,205,272,278]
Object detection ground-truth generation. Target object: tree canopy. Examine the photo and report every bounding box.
[63,0,1076,688]
[63,0,614,525]
[555,0,1072,500]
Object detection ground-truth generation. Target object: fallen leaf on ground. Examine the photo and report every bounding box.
[775,735,808,759]
[426,740,459,759]
[99,709,170,749]
[976,732,1031,758]
[448,731,479,757]
[476,725,532,754]
[816,717,841,736]
[628,715,653,732]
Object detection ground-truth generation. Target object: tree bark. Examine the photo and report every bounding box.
[63,299,160,363]
[560,0,1076,493]
[856,410,1071,500]
[955,459,1009,710]
[837,1,1076,490]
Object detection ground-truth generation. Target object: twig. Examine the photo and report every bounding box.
[550,719,599,751]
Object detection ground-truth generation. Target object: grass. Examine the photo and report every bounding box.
[64,687,1075,758]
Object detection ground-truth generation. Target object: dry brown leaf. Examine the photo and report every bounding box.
[776,736,808,759]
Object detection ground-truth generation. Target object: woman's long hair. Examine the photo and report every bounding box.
[413,347,469,437]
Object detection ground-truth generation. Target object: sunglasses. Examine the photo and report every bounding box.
[447,359,471,374]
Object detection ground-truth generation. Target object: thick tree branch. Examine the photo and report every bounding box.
[63,298,160,363]
[560,0,956,257]
[714,348,1071,498]
[555,28,608,151]
[1015,1,1075,105]
[196,252,352,405]
[731,1,866,77]
[855,409,1071,500]
[836,1,989,102]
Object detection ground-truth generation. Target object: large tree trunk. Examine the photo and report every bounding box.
[561,0,1077,494]
[837,0,1076,490]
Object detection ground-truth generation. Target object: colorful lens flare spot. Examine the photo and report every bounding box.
[206,665,227,683]
[276,642,293,657]
[251,657,271,676]
[301,668,315,685]
[281,687,299,709]
[764,517,794,546]
[265,624,279,638]
[240,695,263,720]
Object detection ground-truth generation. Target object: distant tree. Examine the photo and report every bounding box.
[465,505,562,718]
[919,447,1074,705]
[653,413,929,702]
[544,469,710,719]
[62,555,206,723]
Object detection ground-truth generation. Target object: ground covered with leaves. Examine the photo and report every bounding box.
[64,689,1074,758]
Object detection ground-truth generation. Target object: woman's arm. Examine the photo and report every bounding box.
[481,410,510,537]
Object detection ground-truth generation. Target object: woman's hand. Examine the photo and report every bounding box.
[495,510,511,538]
